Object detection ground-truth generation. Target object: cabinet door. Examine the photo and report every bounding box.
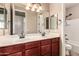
[8,52,22,56]
[41,45,51,56]
[41,39,51,46]
[0,44,24,56]
[25,47,40,56]
[25,41,40,50]
[52,42,59,56]
[52,37,59,56]
[0,44,24,55]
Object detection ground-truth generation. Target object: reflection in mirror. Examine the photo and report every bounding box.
[45,17,49,29]
[0,4,8,35]
[43,11,50,30]
[37,13,44,33]
[0,8,7,29]
[0,3,59,36]
[44,13,58,31]
[12,3,40,35]
[26,11,38,34]
[0,7,7,29]
[11,4,26,35]
[13,11,25,35]
[50,14,58,29]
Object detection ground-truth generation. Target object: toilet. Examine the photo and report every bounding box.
[65,44,72,56]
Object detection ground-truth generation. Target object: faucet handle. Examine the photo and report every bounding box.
[65,34,67,36]
[65,38,69,40]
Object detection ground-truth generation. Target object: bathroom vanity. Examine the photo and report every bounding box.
[0,3,60,56]
[0,34,60,56]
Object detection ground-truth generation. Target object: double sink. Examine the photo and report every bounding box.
[0,33,59,47]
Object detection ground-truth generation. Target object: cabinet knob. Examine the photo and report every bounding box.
[65,38,69,40]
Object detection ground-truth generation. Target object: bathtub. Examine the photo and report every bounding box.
[65,19,79,56]
[67,40,79,56]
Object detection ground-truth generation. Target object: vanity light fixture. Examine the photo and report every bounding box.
[39,5,42,10]
[26,3,32,10]
[26,3,43,12]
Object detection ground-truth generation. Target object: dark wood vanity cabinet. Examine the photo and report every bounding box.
[8,52,22,56]
[40,39,51,56]
[41,45,51,56]
[25,47,40,56]
[24,41,40,56]
[0,37,60,56]
[0,44,24,56]
[52,37,60,56]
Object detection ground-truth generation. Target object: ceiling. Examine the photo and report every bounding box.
[65,3,79,9]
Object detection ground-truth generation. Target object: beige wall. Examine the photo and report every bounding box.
[49,3,63,20]
[42,3,50,17]
[66,4,79,20]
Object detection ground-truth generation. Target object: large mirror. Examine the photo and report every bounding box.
[0,3,58,36]
[13,11,25,35]
[50,14,58,30]
[12,3,40,35]
[0,8,7,29]
[43,11,58,32]
[43,11,50,30]
[12,4,25,35]
[0,3,9,35]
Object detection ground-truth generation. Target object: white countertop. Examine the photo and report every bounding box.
[0,33,60,47]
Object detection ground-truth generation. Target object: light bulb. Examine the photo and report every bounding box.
[39,6,42,10]
[31,8,35,11]
[26,6,30,10]
[55,14,57,17]
[26,3,32,10]
[33,4,37,9]
[36,9,40,12]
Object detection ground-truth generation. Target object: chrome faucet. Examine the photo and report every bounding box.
[39,30,46,36]
[41,32,45,36]
[40,32,45,36]
[19,33,25,38]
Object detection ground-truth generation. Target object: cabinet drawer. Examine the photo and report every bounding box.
[41,45,51,56]
[52,42,59,56]
[52,45,59,56]
[41,39,51,46]
[8,52,22,56]
[42,53,52,56]
[25,47,40,56]
[52,37,59,43]
[25,41,40,50]
[52,49,59,56]
[0,44,24,55]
